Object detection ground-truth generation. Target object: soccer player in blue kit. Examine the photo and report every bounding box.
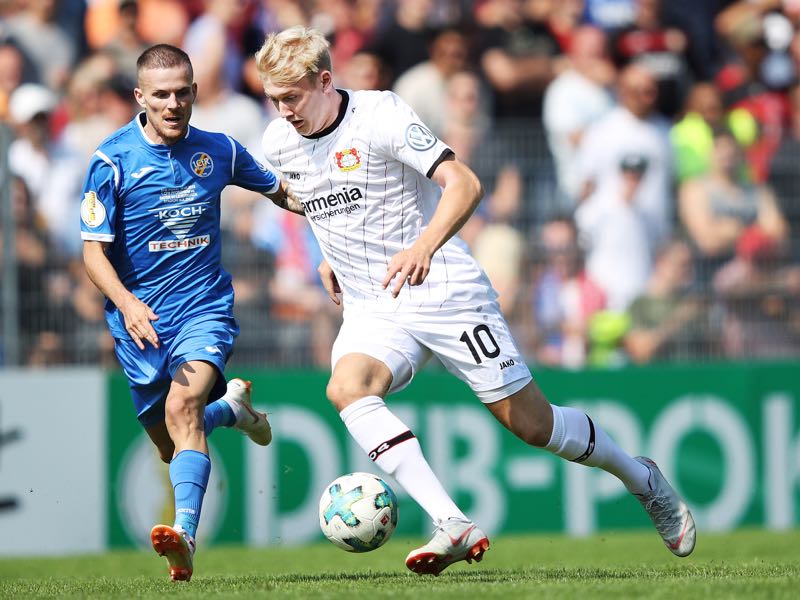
[80,45,298,581]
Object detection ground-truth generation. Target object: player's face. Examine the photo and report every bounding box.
[264,73,333,136]
[134,65,197,145]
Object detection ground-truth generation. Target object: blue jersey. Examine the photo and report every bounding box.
[80,112,279,339]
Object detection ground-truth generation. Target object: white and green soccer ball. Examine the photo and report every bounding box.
[318,472,399,552]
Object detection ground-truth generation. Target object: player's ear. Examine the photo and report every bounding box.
[133,87,146,108]
[320,71,332,91]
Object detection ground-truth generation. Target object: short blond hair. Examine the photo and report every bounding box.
[255,26,332,86]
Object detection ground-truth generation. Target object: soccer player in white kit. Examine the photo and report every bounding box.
[256,26,696,575]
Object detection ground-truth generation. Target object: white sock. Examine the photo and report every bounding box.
[220,379,247,425]
[546,404,651,494]
[340,396,467,522]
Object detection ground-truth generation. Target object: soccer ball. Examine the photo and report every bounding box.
[318,472,398,552]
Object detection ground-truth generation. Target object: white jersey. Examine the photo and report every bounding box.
[262,89,496,313]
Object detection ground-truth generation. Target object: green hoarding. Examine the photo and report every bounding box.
[107,361,800,548]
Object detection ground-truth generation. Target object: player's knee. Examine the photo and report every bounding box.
[515,421,552,448]
[326,378,373,411]
[164,391,203,426]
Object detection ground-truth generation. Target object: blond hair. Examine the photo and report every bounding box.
[255,26,332,86]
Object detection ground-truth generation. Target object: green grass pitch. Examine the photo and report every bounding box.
[0,529,797,599]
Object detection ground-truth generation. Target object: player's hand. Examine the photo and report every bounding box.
[318,260,341,305]
[119,296,160,350]
[383,243,433,298]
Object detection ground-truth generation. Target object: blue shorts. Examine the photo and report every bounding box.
[114,314,239,427]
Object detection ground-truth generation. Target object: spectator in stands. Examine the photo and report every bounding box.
[576,153,657,311]
[241,0,310,99]
[545,0,585,51]
[527,215,606,368]
[476,0,565,118]
[184,0,266,142]
[440,70,491,166]
[393,28,469,137]
[339,50,390,91]
[60,55,135,163]
[543,24,615,206]
[7,83,85,256]
[714,1,792,182]
[768,82,800,225]
[576,63,673,246]
[671,81,758,183]
[2,177,50,355]
[610,0,692,117]
[583,0,635,32]
[184,0,246,94]
[713,225,800,358]
[2,0,77,91]
[100,0,149,83]
[0,42,24,122]
[309,0,379,75]
[251,202,341,367]
[367,0,437,85]
[679,127,789,284]
[471,165,526,316]
[624,239,706,363]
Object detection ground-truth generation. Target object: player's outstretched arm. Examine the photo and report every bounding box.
[383,156,483,298]
[83,240,160,350]
[265,180,305,215]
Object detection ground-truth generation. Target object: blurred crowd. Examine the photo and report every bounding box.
[2,0,800,369]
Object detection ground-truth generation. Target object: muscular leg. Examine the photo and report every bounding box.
[165,360,217,455]
[145,421,174,463]
[485,380,651,493]
[328,353,467,522]
[163,360,217,539]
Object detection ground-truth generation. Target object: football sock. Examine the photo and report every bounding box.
[340,395,468,523]
[203,399,236,437]
[169,449,211,539]
[546,404,651,494]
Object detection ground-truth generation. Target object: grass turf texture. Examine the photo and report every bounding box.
[0,529,797,599]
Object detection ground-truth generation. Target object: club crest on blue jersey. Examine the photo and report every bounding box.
[190,152,214,177]
[335,148,362,172]
[80,191,106,228]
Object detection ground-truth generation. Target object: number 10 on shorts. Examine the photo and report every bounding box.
[459,325,501,364]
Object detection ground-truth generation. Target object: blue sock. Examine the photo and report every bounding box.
[170,450,211,539]
[204,399,235,437]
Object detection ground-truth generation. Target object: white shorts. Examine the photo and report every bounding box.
[331,301,532,403]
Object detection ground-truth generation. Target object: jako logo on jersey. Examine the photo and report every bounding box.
[131,166,155,179]
[335,148,362,171]
[499,359,516,370]
[148,235,210,252]
[405,123,436,151]
[80,191,106,228]
[149,202,208,239]
[288,172,301,180]
[301,187,363,213]
[190,152,214,177]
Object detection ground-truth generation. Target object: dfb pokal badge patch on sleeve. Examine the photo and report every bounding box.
[81,191,106,228]
[405,123,436,151]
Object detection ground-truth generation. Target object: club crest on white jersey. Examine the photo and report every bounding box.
[335,147,362,171]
